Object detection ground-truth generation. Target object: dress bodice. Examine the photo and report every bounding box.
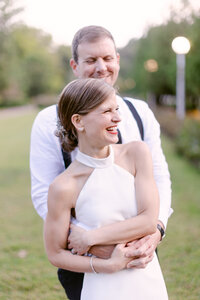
[75,147,168,300]
[75,146,137,229]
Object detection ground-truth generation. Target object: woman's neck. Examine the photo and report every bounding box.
[78,144,110,159]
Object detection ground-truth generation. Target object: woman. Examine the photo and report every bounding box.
[44,78,168,299]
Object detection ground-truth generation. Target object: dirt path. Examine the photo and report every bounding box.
[0,104,38,119]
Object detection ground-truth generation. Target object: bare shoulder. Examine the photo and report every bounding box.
[113,141,150,160]
[48,159,93,211]
[48,168,77,210]
[128,141,150,157]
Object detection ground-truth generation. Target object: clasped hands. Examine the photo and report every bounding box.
[68,224,161,269]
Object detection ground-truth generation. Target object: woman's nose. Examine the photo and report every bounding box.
[112,110,122,123]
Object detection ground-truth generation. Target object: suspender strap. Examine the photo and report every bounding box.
[117,129,122,144]
[62,150,72,169]
[123,98,144,141]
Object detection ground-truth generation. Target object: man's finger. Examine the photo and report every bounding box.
[127,235,150,248]
[127,254,154,269]
[126,242,152,258]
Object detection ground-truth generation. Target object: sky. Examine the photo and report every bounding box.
[18,0,200,48]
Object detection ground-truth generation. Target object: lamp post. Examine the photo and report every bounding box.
[171,36,190,119]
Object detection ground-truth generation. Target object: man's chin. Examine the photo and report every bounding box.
[90,75,115,86]
[101,77,115,86]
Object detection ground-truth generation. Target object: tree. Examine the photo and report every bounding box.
[0,0,23,104]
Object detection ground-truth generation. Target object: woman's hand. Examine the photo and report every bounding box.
[68,224,91,255]
[107,244,132,273]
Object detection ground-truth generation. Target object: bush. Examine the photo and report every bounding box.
[176,119,200,169]
[152,106,183,138]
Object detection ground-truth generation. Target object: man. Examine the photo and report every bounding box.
[30,25,172,299]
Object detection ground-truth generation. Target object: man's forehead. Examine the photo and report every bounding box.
[77,38,116,54]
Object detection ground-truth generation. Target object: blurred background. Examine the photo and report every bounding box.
[0,0,200,299]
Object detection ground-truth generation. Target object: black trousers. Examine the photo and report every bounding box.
[57,269,84,300]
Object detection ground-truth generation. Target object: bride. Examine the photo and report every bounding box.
[44,78,168,299]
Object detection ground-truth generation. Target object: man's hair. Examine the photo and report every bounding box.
[56,78,116,152]
[72,25,116,63]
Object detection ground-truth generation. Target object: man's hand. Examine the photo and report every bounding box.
[125,229,161,269]
[89,245,115,259]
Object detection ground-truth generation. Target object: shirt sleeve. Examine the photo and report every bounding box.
[30,106,65,220]
[127,98,173,229]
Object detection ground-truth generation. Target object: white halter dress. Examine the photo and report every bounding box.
[75,146,168,300]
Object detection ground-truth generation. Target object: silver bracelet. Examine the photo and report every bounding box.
[90,256,98,274]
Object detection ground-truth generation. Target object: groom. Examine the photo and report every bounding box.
[30,25,172,299]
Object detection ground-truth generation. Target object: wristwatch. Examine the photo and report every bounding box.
[157,224,165,240]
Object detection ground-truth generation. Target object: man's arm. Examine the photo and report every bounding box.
[119,99,172,268]
[30,105,65,219]
[128,98,172,229]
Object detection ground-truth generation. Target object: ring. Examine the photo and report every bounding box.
[71,248,76,255]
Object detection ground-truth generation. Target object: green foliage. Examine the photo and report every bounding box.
[0,1,73,106]
[119,13,200,107]
[10,25,67,98]
[1,0,200,108]
[0,0,23,96]
[176,119,200,168]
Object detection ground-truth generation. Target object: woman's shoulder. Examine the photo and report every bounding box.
[49,169,77,200]
[113,141,150,157]
[49,160,93,200]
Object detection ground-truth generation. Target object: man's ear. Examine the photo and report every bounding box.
[116,52,120,70]
[70,59,79,77]
[71,114,84,132]
[116,52,120,64]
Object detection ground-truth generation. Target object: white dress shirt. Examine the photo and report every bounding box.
[30,95,172,228]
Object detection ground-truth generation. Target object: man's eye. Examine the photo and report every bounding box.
[104,57,113,61]
[86,59,95,64]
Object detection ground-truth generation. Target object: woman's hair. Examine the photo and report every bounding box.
[55,78,116,152]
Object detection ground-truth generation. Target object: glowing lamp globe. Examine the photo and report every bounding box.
[171,37,190,55]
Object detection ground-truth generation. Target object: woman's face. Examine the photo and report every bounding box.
[80,92,121,148]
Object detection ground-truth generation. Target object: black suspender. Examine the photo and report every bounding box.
[57,98,144,169]
[62,150,72,169]
[123,98,144,141]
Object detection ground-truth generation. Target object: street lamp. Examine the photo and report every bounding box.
[171,36,190,119]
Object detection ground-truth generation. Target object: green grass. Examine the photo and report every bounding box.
[159,137,200,300]
[0,111,200,299]
[0,111,66,300]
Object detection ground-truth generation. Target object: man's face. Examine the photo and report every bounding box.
[70,38,120,87]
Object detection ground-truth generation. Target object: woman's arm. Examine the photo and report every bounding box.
[68,142,159,255]
[44,179,131,273]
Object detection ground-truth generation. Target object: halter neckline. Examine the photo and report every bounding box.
[76,146,114,168]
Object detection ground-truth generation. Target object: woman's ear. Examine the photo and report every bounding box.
[71,114,84,132]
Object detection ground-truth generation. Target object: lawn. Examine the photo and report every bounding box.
[0,110,200,299]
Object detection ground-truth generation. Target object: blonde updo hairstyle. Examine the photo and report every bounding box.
[56,78,116,152]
